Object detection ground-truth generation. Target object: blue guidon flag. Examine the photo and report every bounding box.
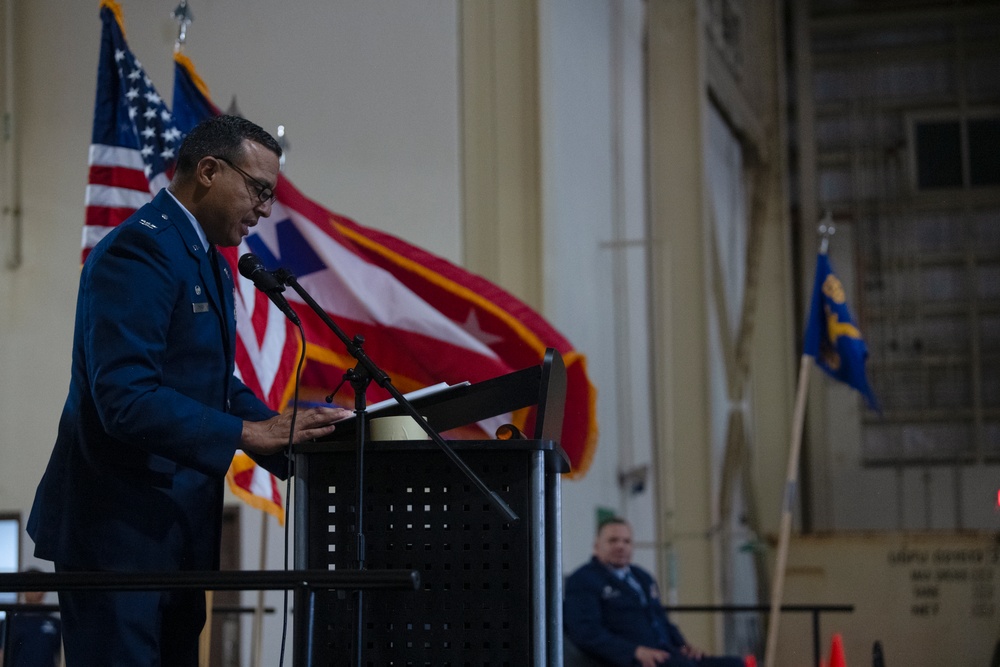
[803,252,880,412]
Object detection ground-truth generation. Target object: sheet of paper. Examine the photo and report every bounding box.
[333,381,471,420]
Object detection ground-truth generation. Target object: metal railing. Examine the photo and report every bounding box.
[0,602,278,659]
[0,568,419,665]
[664,603,855,667]
[0,569,418,593]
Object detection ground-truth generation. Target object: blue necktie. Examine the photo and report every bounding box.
[622,569,647,605]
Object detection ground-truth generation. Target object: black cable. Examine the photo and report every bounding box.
[277,321,308,667]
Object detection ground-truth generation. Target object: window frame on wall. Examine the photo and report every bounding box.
[0,512,21,622]
[907,107,1000,192]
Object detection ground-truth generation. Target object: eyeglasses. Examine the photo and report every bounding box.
[213,155,276,204]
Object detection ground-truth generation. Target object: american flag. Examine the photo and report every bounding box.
[84,1,182,262]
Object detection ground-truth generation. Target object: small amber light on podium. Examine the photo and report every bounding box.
[495,424,524,440]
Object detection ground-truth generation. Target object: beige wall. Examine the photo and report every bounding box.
[646,0,798,650]
[780,533,1000,665]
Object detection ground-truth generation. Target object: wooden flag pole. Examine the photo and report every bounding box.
[764,215,836,666]
[763,354,813,667]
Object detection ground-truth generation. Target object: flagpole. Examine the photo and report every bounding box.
[764,214,833,667]
[763,354,812,667]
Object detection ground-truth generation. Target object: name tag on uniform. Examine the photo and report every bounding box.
[192,302,210,313]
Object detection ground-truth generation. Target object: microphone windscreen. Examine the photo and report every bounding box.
[238,253,264,280]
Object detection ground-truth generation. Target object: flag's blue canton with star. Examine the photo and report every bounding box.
[84,4,182,259]
[97,8,180,180]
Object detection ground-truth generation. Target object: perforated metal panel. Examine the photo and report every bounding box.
[294,440,556,666]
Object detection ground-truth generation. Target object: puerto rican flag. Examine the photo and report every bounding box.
[173,52,598,477]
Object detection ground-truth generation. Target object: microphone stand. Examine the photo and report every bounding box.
[273,269,519,663]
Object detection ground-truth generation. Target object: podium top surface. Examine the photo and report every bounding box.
[295,437,559,455]
[313,348,568,445]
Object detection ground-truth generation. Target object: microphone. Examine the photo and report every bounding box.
[237,253,301,326]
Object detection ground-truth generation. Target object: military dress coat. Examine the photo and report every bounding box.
[28,188,285,572]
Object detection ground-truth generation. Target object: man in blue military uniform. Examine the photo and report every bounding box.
[27,115,351,666]
[564,517,745,667]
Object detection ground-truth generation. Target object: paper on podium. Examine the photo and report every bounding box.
[366,382,470,414]
[332,382,472,422]
[329,381,512,438]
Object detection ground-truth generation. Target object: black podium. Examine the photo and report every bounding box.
[293,350,570,666]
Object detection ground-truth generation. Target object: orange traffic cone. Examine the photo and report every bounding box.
[828,633,846,667]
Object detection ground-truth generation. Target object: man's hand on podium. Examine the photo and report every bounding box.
[242,406,354,455]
